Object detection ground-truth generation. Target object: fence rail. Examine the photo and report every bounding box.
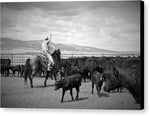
[0,53,140,66]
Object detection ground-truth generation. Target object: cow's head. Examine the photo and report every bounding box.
[54,80,63,90]
[103,73,120,93]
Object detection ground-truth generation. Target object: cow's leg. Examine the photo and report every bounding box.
[84,72,88,82]
[18,71,20,77]
[7,69,9,76]
[70,88,74,101]
[96,85,100,94]
[13,71,15,77]
[61,89,65,102]
[118,87,122,92]
[84,74,86,82]
[44,71,49,86]
[92,81,94,94]
[75,86,80,100]
[99,83,102,93]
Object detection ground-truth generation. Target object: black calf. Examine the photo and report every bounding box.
[55,73,82,102]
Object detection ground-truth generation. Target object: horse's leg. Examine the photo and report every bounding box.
[99,82,102,93]
[53,72,57,81]
[54,73,56,80]
[44,71,49,86]
[51,71,54,80]
[29,76,33,88]
[29,70,36,88]
[48,70,53,80]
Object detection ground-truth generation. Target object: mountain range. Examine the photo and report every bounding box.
[1,38,139,55]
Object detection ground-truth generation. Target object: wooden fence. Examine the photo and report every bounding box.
[0,53,140,66]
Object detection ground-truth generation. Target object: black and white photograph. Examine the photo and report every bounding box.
[0,1,144,110]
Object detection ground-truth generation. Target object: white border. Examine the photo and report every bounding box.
[0,0,149,116]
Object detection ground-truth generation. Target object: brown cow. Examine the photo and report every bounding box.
[91,71,103,94]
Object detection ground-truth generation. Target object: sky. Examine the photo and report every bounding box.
[1,1,141,52]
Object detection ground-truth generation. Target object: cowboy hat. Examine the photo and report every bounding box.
[44,36,51,42]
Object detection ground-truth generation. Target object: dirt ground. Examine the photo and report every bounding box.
[1,76,140,110]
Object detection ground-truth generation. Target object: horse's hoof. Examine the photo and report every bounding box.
[31,85,33,88]
[61,100,63,103]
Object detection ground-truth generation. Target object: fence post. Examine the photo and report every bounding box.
[132,54,135,57]
[22,55,23,65]
[11,54,13,66]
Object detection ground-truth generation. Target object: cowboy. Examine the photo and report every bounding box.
[42,34,55,70]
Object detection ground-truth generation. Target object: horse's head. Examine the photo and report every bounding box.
[52,49,61,62]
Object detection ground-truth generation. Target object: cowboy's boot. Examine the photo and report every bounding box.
[47,64,51,71]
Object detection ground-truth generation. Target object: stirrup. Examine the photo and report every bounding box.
[47,66,53,71]
[47,67,51,71]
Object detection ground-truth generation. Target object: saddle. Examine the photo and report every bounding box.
[38,52,49,65]
[41,52,48,59]
[40,52,54,65]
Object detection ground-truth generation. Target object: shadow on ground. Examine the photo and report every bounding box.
[62,97,89,103]
[34,84,55,88]
[98,92,110,97]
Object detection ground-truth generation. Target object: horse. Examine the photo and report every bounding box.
[24,49,61,88]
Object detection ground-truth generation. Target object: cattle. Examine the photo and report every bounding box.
[0,59,11,76]
[93,63,104,74]
[103,66,141,104]
[60,59,72,76]
[82,66,91,82]
[55,71,83,102]
[91,71,103,94]
[20,65,25,77]
[67,66,79,76]
[71,57,88,69]
[81,57,99,81]
[57,67,65,80]
[10,65,21,77]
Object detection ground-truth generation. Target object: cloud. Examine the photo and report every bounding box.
[1,1,141,52]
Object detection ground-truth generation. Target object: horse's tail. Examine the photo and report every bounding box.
[24,58,31,85]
